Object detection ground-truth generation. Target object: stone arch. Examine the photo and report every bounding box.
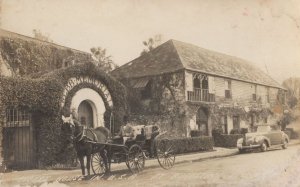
[70,88,106,127]
[62,76,114,129]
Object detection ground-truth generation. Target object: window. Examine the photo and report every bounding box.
[252,85,257,101]
[5,108,31,127]
[221,116,228,134]
[233,116,240,129]
[264,117,268,123]
[202,78,208,89]
[252,94,257,101]
[266,87,270,103]
[224,80,231,99]
[141,80,153,99]
[193,77,201,89]
[250,114,255,126]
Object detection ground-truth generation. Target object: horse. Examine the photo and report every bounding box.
[61,115,111,176]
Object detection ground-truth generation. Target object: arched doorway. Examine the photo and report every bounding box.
[70,88,106,128]
[196,107,209,136]
[78,100,94,128]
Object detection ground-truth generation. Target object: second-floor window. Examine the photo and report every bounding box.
[252,84,257,101]
[266,87,270,103]
[141,80,153,99]
[224,80,231,99]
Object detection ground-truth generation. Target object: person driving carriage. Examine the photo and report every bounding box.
[116,115,134,144]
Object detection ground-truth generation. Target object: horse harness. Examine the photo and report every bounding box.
[74,125,98,143]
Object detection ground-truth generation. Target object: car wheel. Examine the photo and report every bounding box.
[260,142,267,152]
[238,149,245,154]
[282,139,288,149]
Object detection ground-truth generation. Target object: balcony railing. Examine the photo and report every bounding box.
[187,88,215,102]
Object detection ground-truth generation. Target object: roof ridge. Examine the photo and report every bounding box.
[0,28,90,55]
[112,40,179,74]
[169,40,185,70]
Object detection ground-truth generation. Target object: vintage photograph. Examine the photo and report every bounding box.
[0,0,299,186]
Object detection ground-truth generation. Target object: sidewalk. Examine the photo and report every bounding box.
[1,139,299,186]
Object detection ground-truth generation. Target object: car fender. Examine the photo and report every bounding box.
[254,135,271,147]
[281,132,289,143]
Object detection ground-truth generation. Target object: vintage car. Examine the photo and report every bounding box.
[237,125,289,153]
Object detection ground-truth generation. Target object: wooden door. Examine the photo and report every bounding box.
[3,109,36,170]
[78,100,94,128]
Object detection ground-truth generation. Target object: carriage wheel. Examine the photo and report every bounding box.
[126,144,145,173]
[156,139,175,170]
[91,152,107,175]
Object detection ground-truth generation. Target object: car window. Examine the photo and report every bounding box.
[270,125,280,131]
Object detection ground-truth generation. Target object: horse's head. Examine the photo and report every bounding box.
[61,115,76,144]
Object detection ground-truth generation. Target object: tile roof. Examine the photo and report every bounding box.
[112,39,282,89]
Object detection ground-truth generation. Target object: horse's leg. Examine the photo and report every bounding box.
[86,154,91,176]
[78,156,85,176]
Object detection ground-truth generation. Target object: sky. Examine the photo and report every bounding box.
[1,0,300,84]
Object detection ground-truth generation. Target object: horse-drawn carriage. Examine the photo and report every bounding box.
[90,125,176,174]
[61,115,176,176]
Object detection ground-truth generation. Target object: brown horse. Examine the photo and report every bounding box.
[61,115,110,176]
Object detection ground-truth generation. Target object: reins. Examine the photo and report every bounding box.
[73,125,98,143]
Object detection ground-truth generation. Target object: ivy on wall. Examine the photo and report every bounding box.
[125,71,188,137]
[0,37,92,76]
[0,62,128,167]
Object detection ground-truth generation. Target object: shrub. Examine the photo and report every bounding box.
[229,128,248,135]
[156,136,213,154]
[212,128,223,136]
[213,134,243,148]
[283,130,292,139]
[190,130,201,137]
[285,128,299,139]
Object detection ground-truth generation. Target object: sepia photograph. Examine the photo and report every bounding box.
[0,0,300,186]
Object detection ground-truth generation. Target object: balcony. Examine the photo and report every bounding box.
[187,88,215,102]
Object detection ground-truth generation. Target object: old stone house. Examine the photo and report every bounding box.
[112,39,287,137]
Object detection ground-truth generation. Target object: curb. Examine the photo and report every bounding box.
[144,150,239,170]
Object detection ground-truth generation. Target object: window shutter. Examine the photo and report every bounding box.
[185,72,193,92]
[208,76,215,94]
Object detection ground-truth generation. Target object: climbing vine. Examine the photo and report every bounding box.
[0,62,128,167]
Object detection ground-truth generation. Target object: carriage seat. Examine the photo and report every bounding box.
[132,125,145,140]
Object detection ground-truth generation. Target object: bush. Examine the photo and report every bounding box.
[229,128,248,135]
[157,136,213,154]
[283,130,292,139]
[213,134,243,148]
[285,128,299,139]
[190,130,201,137]
[212,128,223,136]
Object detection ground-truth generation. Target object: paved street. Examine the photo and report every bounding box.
[1,143,299,187]
[64,144,300,187]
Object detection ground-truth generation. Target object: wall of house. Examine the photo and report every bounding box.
[184,71,284,135]
[126,71,188,137]
[231,80,253,103]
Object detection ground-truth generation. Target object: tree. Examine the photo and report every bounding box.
[32,29,53,42]
[141,34,163,56]
[90,47,118,73]
[282,77,300,109]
